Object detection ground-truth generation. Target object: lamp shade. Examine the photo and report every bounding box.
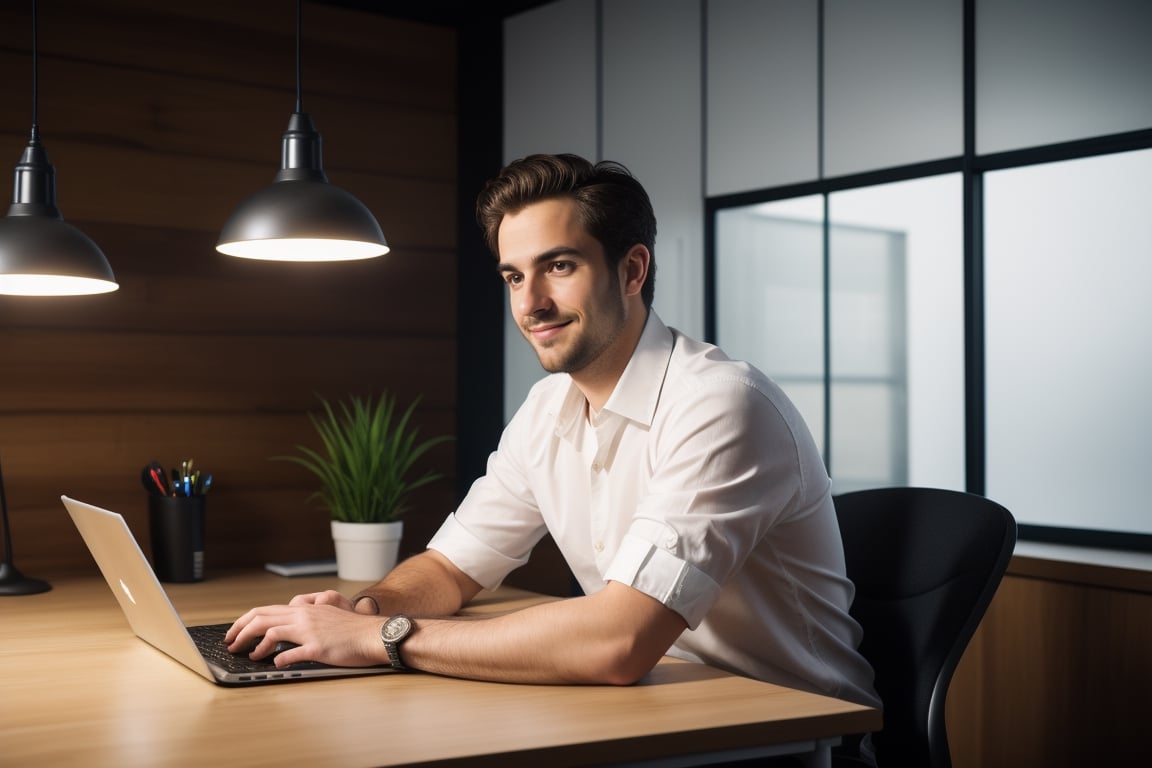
[216,113,388,262]
[0,139,118,296]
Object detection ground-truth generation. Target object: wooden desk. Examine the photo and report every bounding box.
[0,571,879,767]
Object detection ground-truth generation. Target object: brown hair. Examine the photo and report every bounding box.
[475,153,657,308]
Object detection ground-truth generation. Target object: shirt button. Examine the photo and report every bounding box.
[594,541,605,552]
[591,462,602,472]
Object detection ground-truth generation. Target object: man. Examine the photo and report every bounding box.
[227,154,879,708]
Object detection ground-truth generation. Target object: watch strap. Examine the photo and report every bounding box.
[384,641,406,670]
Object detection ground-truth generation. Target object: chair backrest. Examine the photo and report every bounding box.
[834,487,1016,768]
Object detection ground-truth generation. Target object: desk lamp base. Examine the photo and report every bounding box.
[0,562,51,595]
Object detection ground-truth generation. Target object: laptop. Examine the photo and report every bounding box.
[61,495,395,686]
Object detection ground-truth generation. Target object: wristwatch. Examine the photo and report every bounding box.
[380,614,414,670]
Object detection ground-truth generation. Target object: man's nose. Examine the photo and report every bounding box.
[517,275,552,317]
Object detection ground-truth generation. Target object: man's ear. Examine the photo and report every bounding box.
[620,244,650,299]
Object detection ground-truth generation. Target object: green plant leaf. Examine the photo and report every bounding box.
[273,392,453,523]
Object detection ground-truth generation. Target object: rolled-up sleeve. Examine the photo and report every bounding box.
[603,517,720,628]
[601,372,808,629]
[427,393,553,590]
[428,511,535,590]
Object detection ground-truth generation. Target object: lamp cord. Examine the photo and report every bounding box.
[30,0,40,143]
[295,0,302,113]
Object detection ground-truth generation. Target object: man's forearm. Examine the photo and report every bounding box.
[352,549,481,617]
[343,553,686,685]
[396,582,687,685]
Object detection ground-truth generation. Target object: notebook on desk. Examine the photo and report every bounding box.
[61,495,394,686]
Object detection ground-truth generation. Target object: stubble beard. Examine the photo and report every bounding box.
[526,292,627,375]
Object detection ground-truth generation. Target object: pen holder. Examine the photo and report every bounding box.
[148,495,206,583]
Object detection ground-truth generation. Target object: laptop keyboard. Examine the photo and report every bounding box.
[188,623,281,673]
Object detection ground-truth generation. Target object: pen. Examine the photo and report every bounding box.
[141,461,170,496]
[142,460,212,497]
[150,467,168,495]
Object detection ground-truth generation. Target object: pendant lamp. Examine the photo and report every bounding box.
[216,0,388,262]
[0,0,118,296]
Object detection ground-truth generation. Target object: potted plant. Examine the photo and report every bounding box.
[277,392,452,580]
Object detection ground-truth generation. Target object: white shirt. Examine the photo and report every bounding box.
[429,312,879,707]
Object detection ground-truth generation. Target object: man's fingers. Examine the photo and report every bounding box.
[289,590,350,609]
[225,605,292,651]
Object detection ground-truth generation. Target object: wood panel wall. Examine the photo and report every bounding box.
[946,554,1152,767]
[0,0,460,576]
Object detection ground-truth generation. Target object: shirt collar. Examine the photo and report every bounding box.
[552,311,674,439]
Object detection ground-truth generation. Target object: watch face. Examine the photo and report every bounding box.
[382,615,412,642]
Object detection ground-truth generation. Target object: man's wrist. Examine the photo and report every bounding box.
[351,592,380,615]
[379,614,414,670]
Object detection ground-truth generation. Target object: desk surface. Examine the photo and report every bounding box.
[0,571,879,767]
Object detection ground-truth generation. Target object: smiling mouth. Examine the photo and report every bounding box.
[524,319,571,338]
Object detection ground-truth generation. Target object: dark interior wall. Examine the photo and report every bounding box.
[0,0,460,575]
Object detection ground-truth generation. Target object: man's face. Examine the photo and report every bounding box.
[496,198,627,375]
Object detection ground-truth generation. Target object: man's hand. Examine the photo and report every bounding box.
[224,602,386,668]
[222,551,477,671]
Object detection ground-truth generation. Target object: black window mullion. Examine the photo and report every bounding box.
[962,0,986,495]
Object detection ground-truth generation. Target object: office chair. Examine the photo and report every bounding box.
[832,487,1016,768]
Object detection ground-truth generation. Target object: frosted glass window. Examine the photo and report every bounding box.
[706,0,819,195]
[830,176,965,493]
[503,0,598,160]
[824,0,962,176]
[977,0,1152,154]
[715,176,964,493]
[827,221,908,490]
[716,197,827,451]
[985,149,1152,536]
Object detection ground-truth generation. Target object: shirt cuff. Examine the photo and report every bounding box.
[602,519,721,629]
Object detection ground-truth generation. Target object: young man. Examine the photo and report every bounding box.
[227,154,879,708]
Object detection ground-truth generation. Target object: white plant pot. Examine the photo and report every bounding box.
[330,520,403,582]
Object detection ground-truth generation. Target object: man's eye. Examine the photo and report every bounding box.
[549,261,574,275]
[504,273,523,286]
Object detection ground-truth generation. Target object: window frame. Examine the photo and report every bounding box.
[703,0,1152,552]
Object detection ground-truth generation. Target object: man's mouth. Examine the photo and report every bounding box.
[524,319,572,343]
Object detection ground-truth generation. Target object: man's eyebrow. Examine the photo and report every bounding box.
[496,247,584,274]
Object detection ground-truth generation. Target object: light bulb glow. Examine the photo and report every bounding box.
[216,238,389,262]
[0,273,119,296]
